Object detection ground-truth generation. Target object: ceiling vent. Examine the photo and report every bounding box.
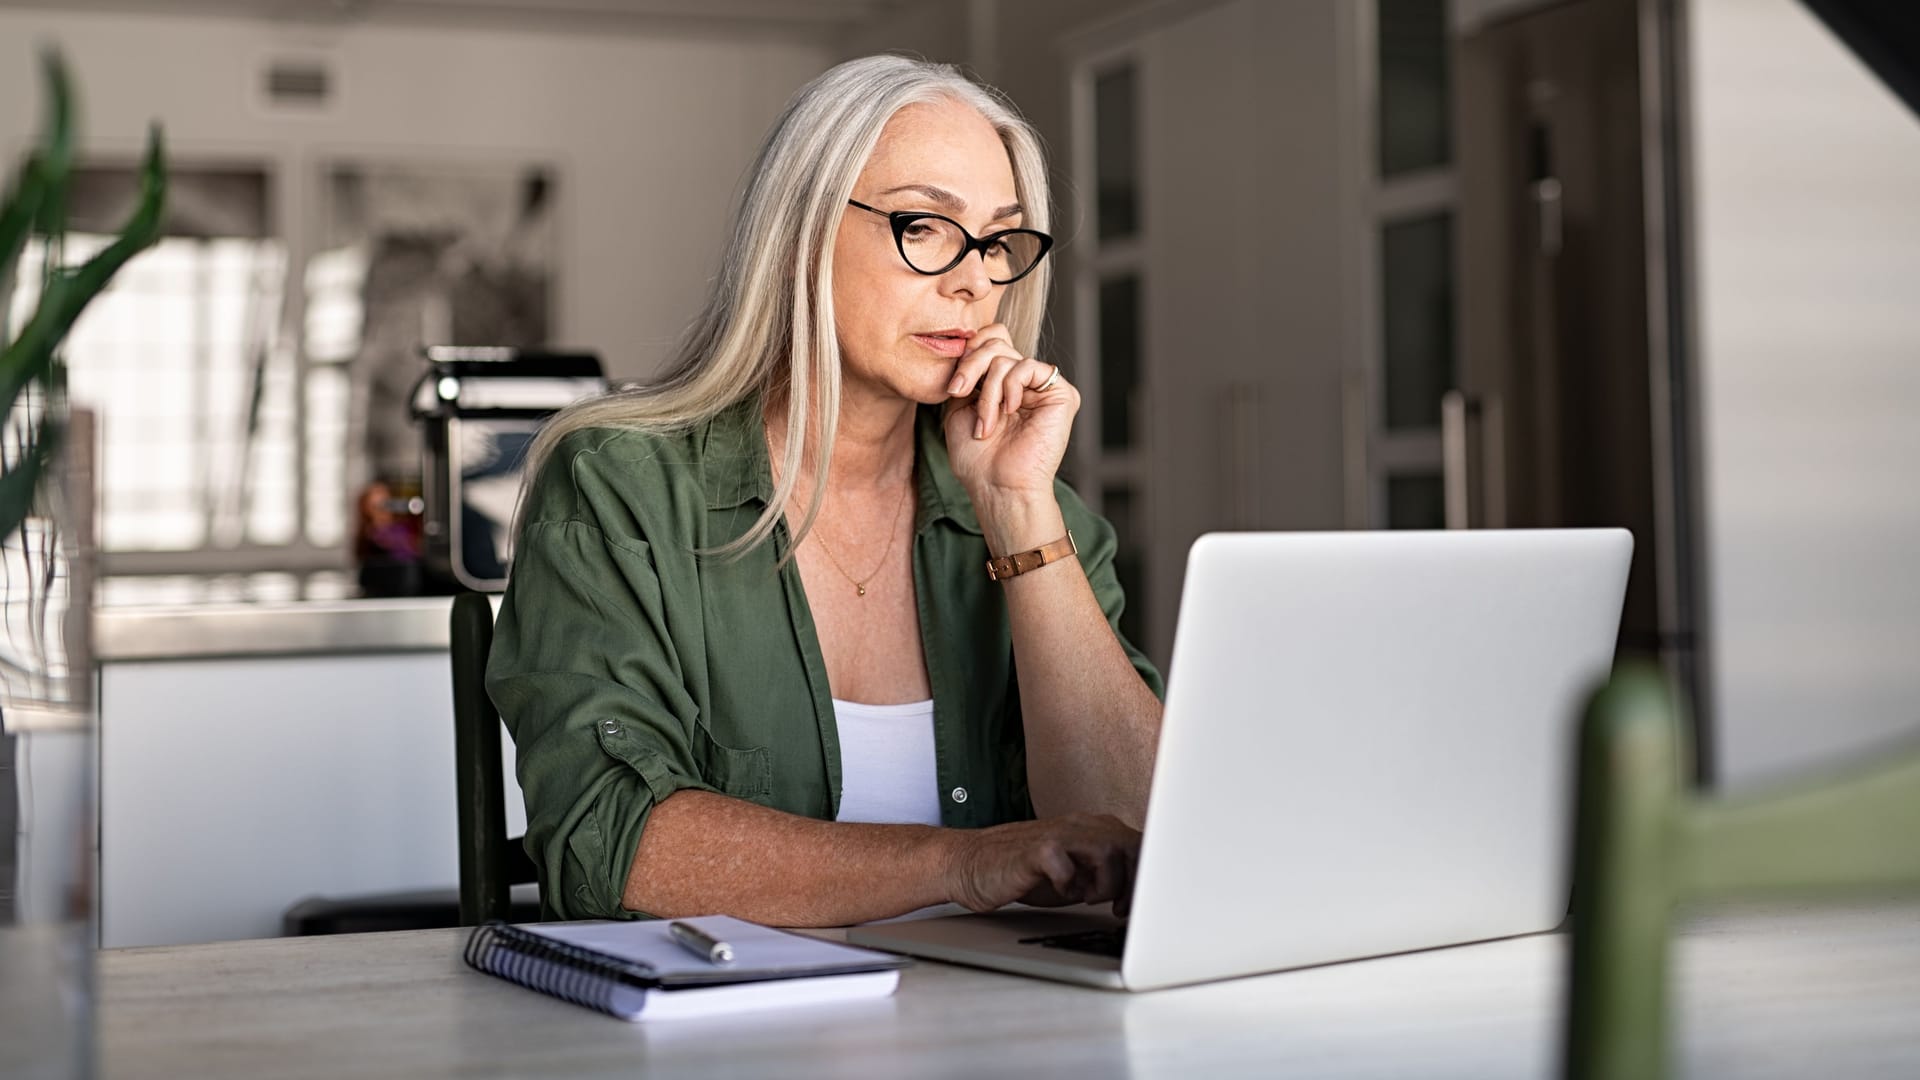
[263,59,334,109]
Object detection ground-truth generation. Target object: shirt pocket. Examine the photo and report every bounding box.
[693,723,773,804]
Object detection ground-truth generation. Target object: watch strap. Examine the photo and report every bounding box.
[985,531,1078,582]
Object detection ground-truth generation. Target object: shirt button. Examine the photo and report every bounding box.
[950,787,969,804]
[600,720,621,736]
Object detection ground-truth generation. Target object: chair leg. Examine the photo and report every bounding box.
[1564,665,1687,1080]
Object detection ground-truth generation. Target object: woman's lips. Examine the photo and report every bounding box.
[912,332,972,359]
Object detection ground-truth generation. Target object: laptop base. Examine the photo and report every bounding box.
[848,908,1128,990]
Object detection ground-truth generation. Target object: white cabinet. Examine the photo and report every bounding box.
[97,602,523,948]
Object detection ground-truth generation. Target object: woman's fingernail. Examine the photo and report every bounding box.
[1005,398,1017,414]
[974,418,985,439]
[949,375,965,394]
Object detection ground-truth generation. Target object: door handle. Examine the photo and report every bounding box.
[1442,391,1506,530]
[1443,391,1470,530]
[1532,176,1563,257]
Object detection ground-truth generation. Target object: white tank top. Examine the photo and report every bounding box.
[832,698,943,827]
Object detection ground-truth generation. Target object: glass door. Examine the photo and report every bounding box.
[1071,51,1151,653]
[1360,0,1461,530]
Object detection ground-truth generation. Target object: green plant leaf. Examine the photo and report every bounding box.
[0,275,71,417]
[0,127,164,416]
[38,50,74,183]
[0,49,165,547]
[69,124,168,270]
[33,50,75,240]
[0,414,63,544]
[0,156,48,295]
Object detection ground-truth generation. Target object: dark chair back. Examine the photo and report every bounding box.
[451,590,538,924]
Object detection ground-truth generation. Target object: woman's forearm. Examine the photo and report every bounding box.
[623,790,955,925]
[978,495,1164,829]
[622,789,1145,925]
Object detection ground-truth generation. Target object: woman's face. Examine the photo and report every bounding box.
[833,97,1023,407]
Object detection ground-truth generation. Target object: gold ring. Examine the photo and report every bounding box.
[1037,364,1060,393]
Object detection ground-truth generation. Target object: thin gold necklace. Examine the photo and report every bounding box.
[811,476,913,597]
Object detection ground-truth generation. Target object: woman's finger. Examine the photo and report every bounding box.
[1077,844,1118,905]
[948,340,1017,398]
[972,322,1013,352]
[945,340,997,398]
[951,323,1016,397]
[1037,844,1079,898]
[974,354,1023,438]
[1000,358,1061,420]
[1111,845,1137,917]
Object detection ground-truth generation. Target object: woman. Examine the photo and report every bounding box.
[489,55,1164,927]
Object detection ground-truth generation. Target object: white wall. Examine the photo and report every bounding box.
[1688,0,1920,783]
[0,8,831,382]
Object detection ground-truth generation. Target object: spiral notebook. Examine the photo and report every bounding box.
[463,915,911,1021]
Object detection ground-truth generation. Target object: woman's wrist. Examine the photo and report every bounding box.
[973,488,1067,557]
[930,827,973,907]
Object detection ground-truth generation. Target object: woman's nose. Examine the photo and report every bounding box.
[939,249,994,301]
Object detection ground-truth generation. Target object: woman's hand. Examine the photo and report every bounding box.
[942,323,1079,501]
[940,813,1141,916]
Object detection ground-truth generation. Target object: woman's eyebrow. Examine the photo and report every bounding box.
[878,183,1023,222]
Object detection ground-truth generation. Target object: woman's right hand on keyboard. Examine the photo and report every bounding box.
[939,814,1141,917]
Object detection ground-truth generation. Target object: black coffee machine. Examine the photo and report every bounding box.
[409,346,605,592]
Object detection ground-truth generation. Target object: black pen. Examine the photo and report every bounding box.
[668,920,735,965]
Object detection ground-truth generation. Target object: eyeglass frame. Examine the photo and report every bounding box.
[846,199,1054,285]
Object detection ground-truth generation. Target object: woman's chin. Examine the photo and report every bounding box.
[898,367,959,406]
[840,358,957,407]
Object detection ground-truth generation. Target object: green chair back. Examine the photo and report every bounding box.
[450,590,538,925]
[1564,664,1920,1079]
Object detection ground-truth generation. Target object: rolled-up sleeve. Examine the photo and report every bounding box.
[487,511,717,921]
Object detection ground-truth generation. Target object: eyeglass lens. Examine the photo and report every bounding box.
[899,217,1045,282]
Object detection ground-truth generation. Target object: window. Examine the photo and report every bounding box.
[1097,274,1143,452]
[1378,0,1452,176]
[7,158,555,602]
[1362,0,1459,528]
[1075,55,1153,650]
[5,166,333,589]
[1381,211,1456,432]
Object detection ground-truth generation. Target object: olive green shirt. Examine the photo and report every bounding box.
[487,397,1163,921]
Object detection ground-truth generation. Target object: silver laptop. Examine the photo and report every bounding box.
[849,528,1633,991]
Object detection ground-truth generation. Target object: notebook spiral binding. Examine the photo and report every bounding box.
[464,920,658,1017]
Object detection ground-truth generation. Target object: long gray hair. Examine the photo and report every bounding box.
[519,54,1052,559]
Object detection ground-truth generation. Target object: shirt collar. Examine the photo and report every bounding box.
[701,396,982,537]
[701,396,772,511]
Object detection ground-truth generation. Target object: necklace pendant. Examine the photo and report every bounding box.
[856,584,867,597]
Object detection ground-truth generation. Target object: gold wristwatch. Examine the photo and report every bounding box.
[985,531,1078,582]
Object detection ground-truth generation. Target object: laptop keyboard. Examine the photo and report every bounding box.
[1017,926,1128,958]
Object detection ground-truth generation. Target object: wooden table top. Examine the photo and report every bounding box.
[94,900,1920,1079]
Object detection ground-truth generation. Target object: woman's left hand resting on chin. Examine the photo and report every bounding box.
[940,321,1077,514]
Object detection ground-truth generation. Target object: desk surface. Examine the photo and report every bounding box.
[99,902,1920,1079]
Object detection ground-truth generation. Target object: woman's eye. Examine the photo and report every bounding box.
[902,224,937,242]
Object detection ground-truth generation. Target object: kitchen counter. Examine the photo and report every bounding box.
[94,595,497,661]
